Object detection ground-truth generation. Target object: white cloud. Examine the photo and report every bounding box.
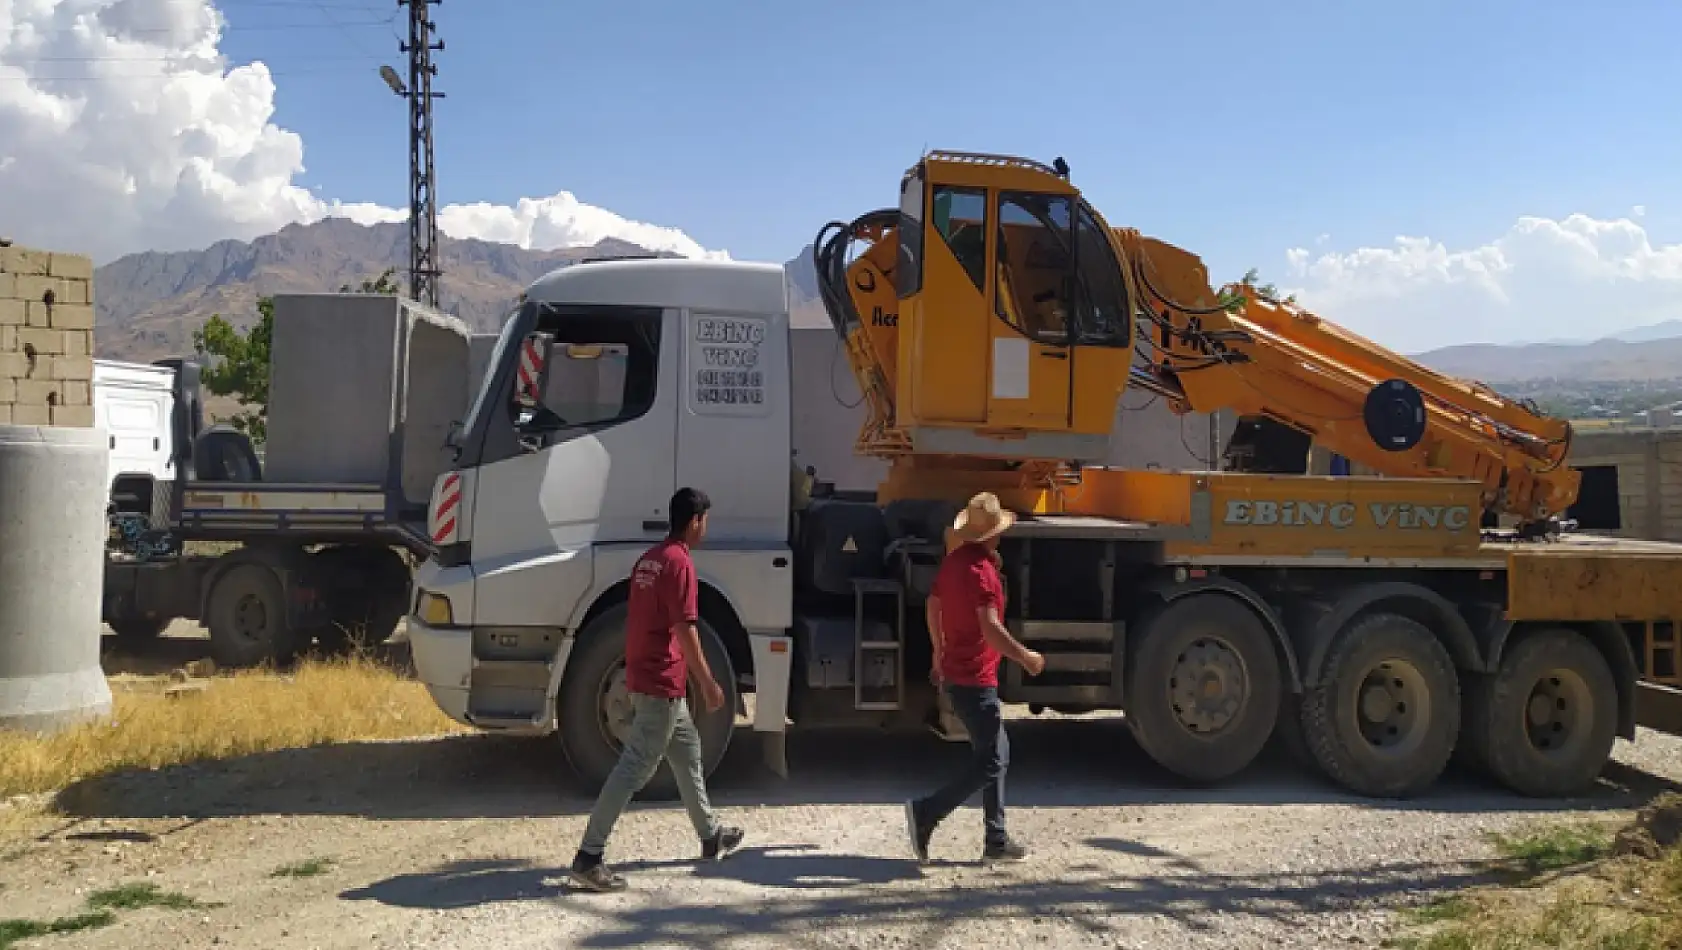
[0,0,724,263]
[1281,213,1682,352]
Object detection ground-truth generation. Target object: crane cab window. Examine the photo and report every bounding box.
[1071,202,1131,348]
[931,187,987,294]
[994,193,1074,345]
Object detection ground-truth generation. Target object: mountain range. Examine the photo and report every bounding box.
[90,219,1680,384]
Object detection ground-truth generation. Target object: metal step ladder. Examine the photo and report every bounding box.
[852,577,905,711]
[1648,620,1680,686]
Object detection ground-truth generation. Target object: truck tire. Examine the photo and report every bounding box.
[1125,594,1281,784]
[108,615,169,645]
[1270,692,1319,774]
[1462,627,1617,798]
[310,546,410,653]
[1301,612,1459,798]
[205,563,300,669]
[556,602,738,801]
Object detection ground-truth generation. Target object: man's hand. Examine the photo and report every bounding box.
[1021,649,1046,677]
[700,677,726,713]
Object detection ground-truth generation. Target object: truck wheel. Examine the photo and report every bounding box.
[556,602,737,801]
[1301,612,1459,798]
[108,615,169,645]
[311,546,410,653]
[1463,628,1617,798]
[1271,692,1319,774]
[205,563,300,669]
[1126,595,1281,784]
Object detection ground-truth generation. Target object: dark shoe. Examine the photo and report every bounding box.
[983,837,1028,862]
[905,801,934,864]
[702,825,745,861]
[568,852,628,892]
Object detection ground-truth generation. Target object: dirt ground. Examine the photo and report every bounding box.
[3,628,1681,950]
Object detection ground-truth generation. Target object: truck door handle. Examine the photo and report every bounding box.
[642,520,668,532]
[1040,350,1068,360]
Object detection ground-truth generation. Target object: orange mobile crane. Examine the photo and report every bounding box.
[808,150,1680,797]
[403,148,1682,805]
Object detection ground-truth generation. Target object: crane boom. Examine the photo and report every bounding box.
[812,150,1578,530]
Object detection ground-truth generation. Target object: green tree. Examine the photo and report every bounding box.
[192,297,273,442]
[191,268,404,442]
[341,267,400,295]
[1237,267,1298,306]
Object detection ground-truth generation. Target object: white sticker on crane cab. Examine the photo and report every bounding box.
[992,337,1030,400]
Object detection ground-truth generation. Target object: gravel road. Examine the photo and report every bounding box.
[5,705,1681,950]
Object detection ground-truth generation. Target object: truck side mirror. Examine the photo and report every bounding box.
[511,331,555,410]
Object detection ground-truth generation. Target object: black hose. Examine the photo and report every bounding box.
[811,210,897,343]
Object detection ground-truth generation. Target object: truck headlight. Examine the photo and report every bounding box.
[415,590,455,626]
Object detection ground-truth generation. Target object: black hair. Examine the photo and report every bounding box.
[669,486,712,539]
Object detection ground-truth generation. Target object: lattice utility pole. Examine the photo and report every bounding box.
[391,0,443,308]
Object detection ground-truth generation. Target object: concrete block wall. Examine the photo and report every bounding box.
[0,242,96,427]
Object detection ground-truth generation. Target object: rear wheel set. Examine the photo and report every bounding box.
[1126,595,1282,784]
[1298,613,1460,799]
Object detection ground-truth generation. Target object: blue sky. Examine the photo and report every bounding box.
[3,0,1680,349]
[227,0,1679,276]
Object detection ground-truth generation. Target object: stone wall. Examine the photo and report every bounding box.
[0,242,95,427]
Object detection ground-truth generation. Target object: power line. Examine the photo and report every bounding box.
[0,64,376,82]
[17,16,398,37]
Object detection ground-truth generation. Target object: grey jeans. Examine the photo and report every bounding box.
[579,692,719,856]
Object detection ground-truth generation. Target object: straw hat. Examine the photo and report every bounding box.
[950,492,1016,545]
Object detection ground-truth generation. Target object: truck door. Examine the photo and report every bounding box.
[464,304,679,625]
[988,191,1074,429]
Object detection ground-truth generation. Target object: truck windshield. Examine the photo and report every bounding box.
[460,306,522,441]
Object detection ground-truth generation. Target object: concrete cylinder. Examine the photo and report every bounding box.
[0,424,113,733]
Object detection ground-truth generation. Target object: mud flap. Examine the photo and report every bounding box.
[762,731,788,779]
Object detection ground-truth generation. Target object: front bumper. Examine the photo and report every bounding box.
[407,616,473,726]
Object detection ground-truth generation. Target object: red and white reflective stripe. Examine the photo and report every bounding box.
[515,337,545,403]
[432,472,461,544]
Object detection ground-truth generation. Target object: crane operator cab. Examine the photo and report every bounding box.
[815,151,1140,472]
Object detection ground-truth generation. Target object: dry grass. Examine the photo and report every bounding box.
[0,654,466,801]
[1391,800,1682,950]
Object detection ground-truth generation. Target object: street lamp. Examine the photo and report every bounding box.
[379,64,407,97]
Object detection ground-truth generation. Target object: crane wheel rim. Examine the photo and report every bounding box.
[231,593,270,645]
[1523,667,1592,758]
[1168,635,1250,735]
[594,657,710,751]
[596,660,636,749]
[1352,658,1432,756]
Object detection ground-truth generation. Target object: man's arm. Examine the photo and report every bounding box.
[925,594,944,684]
[672,559,725,710]
[977,604,1045,676]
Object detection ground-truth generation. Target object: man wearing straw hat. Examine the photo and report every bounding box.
[905,492,1045,864]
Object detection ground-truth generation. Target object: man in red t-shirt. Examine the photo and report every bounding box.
[569,487,745,892]
[905,492,1044,864]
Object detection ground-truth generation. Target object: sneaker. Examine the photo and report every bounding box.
[983,837,1028,862]
[702,825,745,861]
[568,853,628,893]
[904,801,934,864]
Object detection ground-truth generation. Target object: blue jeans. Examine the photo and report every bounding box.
[914,684,1009,846]
[579,692,720,857]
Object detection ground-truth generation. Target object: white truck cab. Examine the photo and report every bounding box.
[408,258,798,787]
[92,358,179,527]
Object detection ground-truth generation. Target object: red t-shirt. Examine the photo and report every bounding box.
[932,543,1006,688]
[623,539,699,698]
